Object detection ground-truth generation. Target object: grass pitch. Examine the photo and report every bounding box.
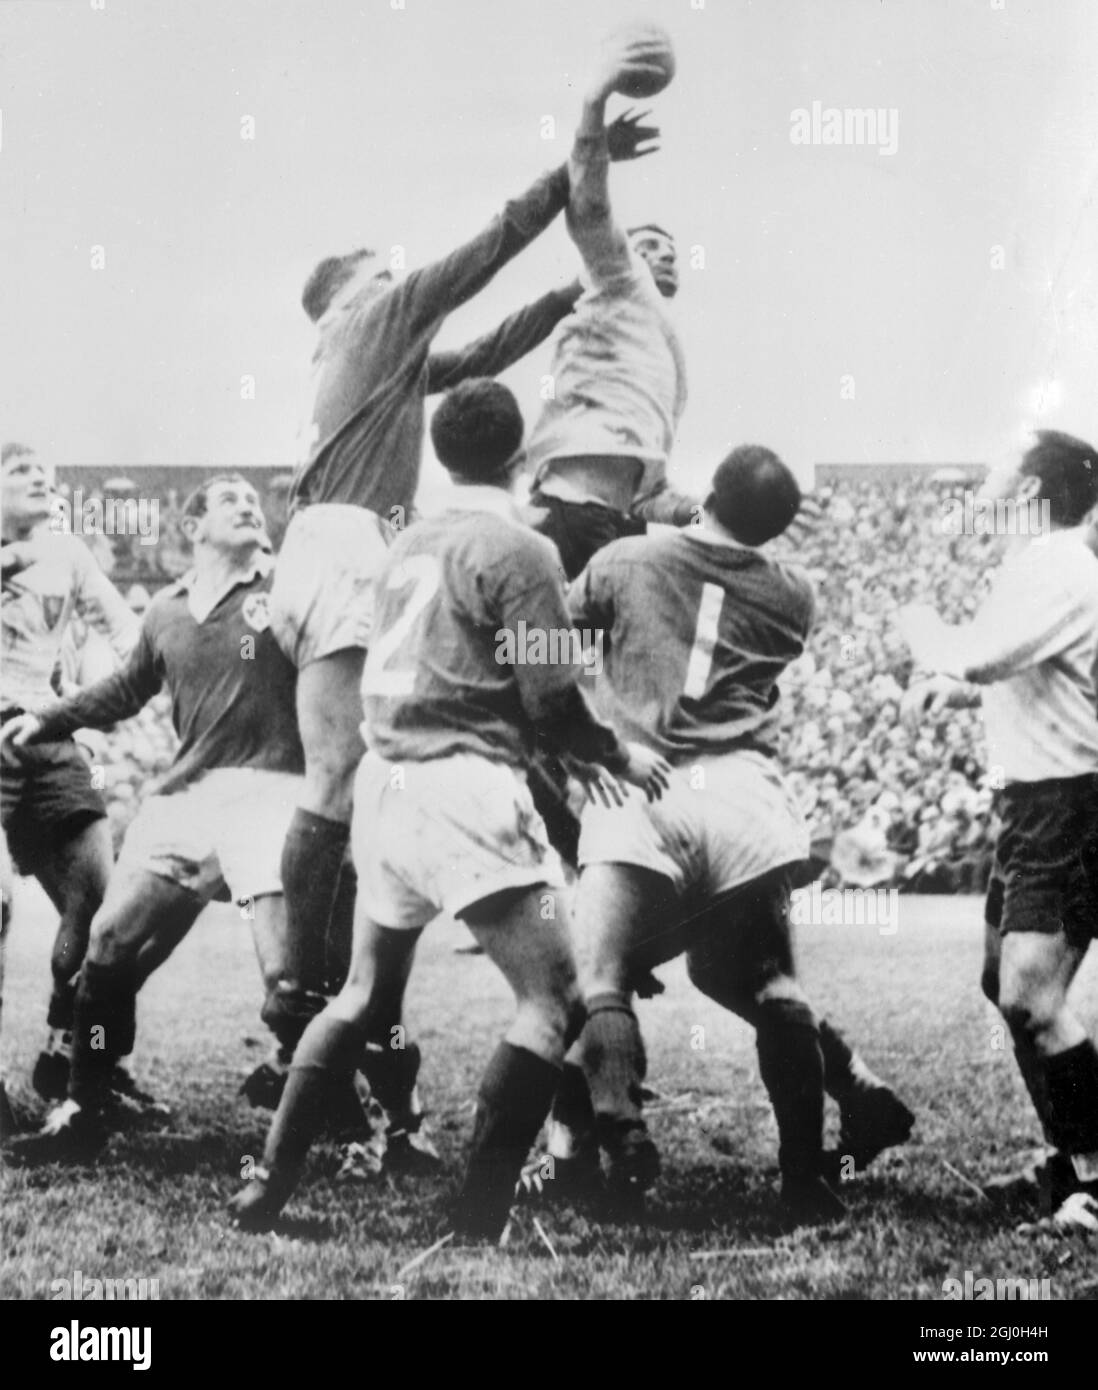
[2,884,1096,1300]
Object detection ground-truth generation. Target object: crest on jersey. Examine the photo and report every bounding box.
[242,593,271,632]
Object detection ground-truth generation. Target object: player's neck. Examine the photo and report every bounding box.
[193,543,263,590]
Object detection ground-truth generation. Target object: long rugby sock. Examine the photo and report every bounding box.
[1041,1039,1098,1164]
[69,961,135,1112]
[818,1019,880,1099]
[46,976,78,1034]
[453,1042,560,1239]
[547,1061,597,1157]
[262,1015,364,1179]
[361,1039,422,1130]
[581,991,646,1128]
[280,809,349,995]
[324,860,358,996]
[755,998,825,1182]
[1012,1037,1054,1145]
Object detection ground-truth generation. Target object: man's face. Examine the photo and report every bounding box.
[630,229,678,299]
[192,480,269,556]
[1,451,52,534]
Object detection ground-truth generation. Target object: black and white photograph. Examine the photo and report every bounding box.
[2,0,1097,1327]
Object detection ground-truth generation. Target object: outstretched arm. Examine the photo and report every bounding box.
[426,281,582,393]
[567,40,664,284]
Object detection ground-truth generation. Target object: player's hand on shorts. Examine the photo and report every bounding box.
[619,742,672,803]
[899,674,965,729]
[560,753,628,809]
[606,107,660,162]
[0,713,42,758]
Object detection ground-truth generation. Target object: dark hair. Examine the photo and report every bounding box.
[430,379,524,482]
[709,444,801,545]
[181,472,253,522]
[1018,430,1098,527]
[301,249,375,322]
[627,223,675,243]
[1,442,36,468]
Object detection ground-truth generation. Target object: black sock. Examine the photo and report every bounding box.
[818,1019,857,1100]
[1042,1039,1098,1158]
[755,997,825,1182]
[325,861,357,996]
[1012,1038,1054,1145]
[453,1043,560,1239]
[47,976,78,1033]
[70,961,135,1111]
[581,991,646,1127]
[280,809,349,995]
[360,1039,421,1122]
[263,1014,363,1178]
[549,1061,595,1140]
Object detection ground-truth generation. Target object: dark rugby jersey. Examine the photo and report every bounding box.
[32,560,303,793]
[291,165,580,516]
[568,527,814,763]
[362,487,623,770]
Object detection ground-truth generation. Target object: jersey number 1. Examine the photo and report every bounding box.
[361,556,441,697]
[683,583,724,700]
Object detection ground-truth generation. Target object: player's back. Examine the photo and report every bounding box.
[362,494,570,767]
[571,527,814,762]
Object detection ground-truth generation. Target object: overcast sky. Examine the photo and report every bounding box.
[2,0,1096,495]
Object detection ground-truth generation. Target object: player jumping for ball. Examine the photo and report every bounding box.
[228,379,671,1240]
[266,91,661,1058]
[524,31,699,581]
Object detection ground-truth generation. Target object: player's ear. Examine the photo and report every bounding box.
[180,513,201,546]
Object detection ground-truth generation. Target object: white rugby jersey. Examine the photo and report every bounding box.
[903,526,1098,783]
[1,529,138,713]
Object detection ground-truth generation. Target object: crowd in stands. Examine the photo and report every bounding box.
[78,473,1003,890]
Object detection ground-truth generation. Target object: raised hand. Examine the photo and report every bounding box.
[607,107,660,163]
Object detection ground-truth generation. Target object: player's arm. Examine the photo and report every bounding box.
[426,281,582,392]
[631,473,700,528]
[400,109,655,337]
[896,556,1094,684]
[71,540,140,663]
[566,44,663,286]
[495,541,669,800]
[0,621,163,753]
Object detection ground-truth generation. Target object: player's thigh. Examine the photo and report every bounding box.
[295,652,366,813]
[685,869,796,1012]
[997,929,1085,1028]
[249,892,287,994]
[35,815,113,916]
[87,870,204,971]
[573,862,682,984]
[464,885,580,1016]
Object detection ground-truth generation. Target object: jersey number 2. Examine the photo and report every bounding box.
[683,583,724,700]
[361,556,441,697]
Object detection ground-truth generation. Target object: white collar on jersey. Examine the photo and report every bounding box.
[429,483,523,523]
[175,549,273,624]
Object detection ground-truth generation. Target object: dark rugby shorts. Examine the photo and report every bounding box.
[1,717,107,874]
[985,773,1098,948]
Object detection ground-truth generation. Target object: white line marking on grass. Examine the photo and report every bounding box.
[531,1216,560,1263]
[396,1230,454,1279]
[941,1158,991,1201]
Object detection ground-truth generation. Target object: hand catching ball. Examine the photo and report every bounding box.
[602,22,676,100]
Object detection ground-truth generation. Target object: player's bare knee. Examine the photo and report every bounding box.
[512,998,570,1065]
